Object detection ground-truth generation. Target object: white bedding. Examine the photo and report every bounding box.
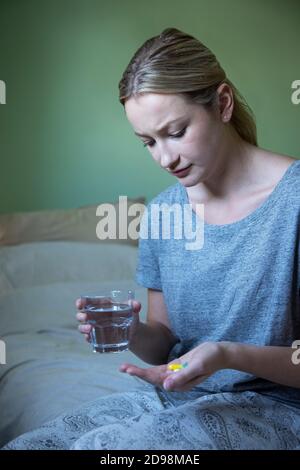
[0,242,149,447]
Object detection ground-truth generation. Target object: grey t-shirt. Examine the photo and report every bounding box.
[135,159,300,408]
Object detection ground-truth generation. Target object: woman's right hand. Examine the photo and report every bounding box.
[75,297,142,343]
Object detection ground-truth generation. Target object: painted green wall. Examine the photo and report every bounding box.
[0,0,299,213]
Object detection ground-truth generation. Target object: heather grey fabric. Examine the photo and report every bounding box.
[136,158,300,409]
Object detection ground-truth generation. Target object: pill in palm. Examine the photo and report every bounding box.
[167,362,188,371]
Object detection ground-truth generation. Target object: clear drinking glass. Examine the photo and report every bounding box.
[80,289,134,353]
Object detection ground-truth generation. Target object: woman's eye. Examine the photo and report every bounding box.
[143,141,154,148]
[170,128,186,138]
[142,128,186,148]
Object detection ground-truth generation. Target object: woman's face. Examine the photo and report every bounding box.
[125,92,226,187]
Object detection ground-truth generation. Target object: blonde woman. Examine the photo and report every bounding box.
[4,27,300,450]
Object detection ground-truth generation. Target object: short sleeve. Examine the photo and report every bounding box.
[135,205,162,290]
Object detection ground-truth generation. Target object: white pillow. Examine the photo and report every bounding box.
[0,198,145,247]
[0,241,138,295]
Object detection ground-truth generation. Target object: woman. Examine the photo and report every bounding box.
[4,27,300,450]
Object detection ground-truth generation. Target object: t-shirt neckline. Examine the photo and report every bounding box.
[179,159,300,232]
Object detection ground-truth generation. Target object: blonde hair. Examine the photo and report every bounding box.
[119,27,257,146]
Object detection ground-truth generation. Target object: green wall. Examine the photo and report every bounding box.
[0,0,299,213]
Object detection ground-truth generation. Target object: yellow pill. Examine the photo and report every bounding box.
[168,363,183,371]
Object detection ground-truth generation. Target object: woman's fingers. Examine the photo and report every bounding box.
[132,300,141,314]
[76,297,87,310]
[123,366,152,384]
[119,364,146,377]
[76,312,87,322]
[78,324,92,334]
[120,363,169,388]
[163,372,209,392]
[119,362,133,373]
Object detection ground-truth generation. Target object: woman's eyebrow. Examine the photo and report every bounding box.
[134,117,186,137]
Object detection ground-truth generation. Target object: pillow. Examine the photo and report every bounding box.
[0,197,145,247]
[0,241,139,294]
[0,279,147,334]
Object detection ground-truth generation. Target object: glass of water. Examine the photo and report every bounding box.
[80,289,134,353]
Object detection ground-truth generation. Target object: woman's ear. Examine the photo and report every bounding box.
[216,83,234,122]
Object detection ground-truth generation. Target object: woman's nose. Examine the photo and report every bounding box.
[159,151,180,170]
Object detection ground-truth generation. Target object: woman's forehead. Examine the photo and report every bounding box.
[125,93,193,129]
[125,92,188,112]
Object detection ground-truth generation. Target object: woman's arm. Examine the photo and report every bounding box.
[221,341,300,389]
[129,288,179,365]
[119,341,300,392]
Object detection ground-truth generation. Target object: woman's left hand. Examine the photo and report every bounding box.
[119,341,228,392]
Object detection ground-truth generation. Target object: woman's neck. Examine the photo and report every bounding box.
[187,128,258,204]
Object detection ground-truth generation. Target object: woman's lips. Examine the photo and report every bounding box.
[171,164,192,177]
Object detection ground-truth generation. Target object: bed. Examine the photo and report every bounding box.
[0,199,149,447]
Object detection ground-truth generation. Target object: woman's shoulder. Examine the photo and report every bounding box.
[257,149,297,174]
[256,150,300,193]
